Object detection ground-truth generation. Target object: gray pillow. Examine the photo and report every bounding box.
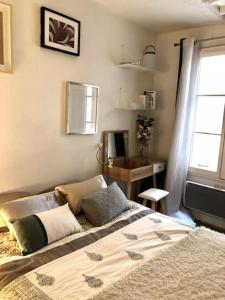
[81,182,130,226]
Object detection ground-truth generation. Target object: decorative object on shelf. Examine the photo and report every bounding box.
[116,88,156,111]
[139,91,156,110]
[142,45,156,69]
[136,115,154,157]
[144,91,156,109]
[118,44,158,73]
[66,82,98,135]
[0,2,12,73]
[120,44,142,66]
[128,101,144,110]
[41,7,80,56]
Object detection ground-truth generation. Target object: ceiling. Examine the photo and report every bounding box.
[95,0,225,33]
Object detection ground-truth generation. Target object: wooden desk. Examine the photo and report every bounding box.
[104,156,165,199]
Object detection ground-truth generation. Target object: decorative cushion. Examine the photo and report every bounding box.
[81,182,130,226]
[55,175,107,214]
[0,192,61,240]
[0,213,94,259]
[0,192,33,232]
[11,204,82,255]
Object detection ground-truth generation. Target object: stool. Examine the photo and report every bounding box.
[138,188,169,214]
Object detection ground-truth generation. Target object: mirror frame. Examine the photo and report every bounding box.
[66,81,99,135]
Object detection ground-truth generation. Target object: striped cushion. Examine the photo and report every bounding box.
[11,204,82,255]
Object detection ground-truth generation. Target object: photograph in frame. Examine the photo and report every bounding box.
[40,7,80,56]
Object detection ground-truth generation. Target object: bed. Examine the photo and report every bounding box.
[1,183,225,299]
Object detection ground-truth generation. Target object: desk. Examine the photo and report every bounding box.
[104,156,165,199]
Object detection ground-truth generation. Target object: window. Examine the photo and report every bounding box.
[190,51,225,179]
[85,86,97,133]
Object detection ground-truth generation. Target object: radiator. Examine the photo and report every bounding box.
[183,181,225,220]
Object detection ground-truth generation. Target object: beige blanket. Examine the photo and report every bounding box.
[92,227,225,300]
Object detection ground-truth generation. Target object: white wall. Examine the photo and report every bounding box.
[0,0,155,193]
[153,23,225,160]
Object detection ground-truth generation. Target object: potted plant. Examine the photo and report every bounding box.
[136,115,154,157]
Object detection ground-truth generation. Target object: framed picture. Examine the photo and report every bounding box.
[0,2,12,73]
[40,7,80,56]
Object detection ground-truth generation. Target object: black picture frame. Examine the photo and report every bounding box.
[40,6,80,56]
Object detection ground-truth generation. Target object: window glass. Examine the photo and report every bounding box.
[194,96,225,134]
[190,133,221,172]
[198,55,225,95]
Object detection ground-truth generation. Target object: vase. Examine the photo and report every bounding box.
[139,144,144,157]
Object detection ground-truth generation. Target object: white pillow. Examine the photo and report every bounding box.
[55,175,107,214]
[37,204,82,244]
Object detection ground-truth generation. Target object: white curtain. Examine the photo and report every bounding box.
[165,37,200,223]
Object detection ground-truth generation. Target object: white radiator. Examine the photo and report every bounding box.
[184,181,225,220]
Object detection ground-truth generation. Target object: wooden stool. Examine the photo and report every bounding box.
[138,188,169,214]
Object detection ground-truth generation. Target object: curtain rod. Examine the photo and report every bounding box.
[174,35,225,47]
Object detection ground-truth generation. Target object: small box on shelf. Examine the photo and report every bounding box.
[138,91,156,110]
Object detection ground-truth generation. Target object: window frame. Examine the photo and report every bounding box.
[189,47,225,180]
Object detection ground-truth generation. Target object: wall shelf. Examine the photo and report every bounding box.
[118,62,159,73]
[115,107,154,111]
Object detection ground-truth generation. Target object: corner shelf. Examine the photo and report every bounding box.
[115,107,155,111]
[118,62,159,73]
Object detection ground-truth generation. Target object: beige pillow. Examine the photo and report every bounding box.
[55,175,107,214]
[0,192,33,232]
[0,192,60,239]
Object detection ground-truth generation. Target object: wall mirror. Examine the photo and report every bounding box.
[66,82,99,135]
